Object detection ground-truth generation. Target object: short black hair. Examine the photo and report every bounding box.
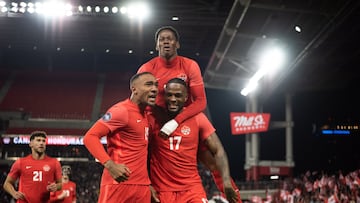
[165,78,187,89]
[155,26,180,42]
[30,131,47,141]
[129,72,153,86]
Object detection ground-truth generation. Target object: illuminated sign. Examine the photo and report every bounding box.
[2,135,107,145]
[317,123,359,136]
[321,130,351,135]
[230,112,271,135]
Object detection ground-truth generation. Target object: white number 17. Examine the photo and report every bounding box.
[169,136,182,150]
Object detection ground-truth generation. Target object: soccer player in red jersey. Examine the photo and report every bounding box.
[49,164,76,203]
[138,25,242,202]
[148,78,239,203]
[83,72,158,203]
[49,174,76,203]
[3,131,62,203]
[137,26,207,137]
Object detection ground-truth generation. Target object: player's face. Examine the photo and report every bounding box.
[134,74,158,106]
[62,175,69,183]
[165,83,188,114]
[29,136,46,154]
[156,29,180,60]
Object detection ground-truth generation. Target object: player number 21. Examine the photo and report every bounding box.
[33,171,43,181]
[169,136,182,150]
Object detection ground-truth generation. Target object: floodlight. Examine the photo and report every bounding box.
[259,47,285,71]
[20,2,26,7]
[111,6,118,13]
[120,6,127,14]
[103,6,109,13]
[125,2,150,20]
[1,7,7,13]
[240,81,258,96]
[95,6,100,13]
[19,7,26,13]
[27,7,34,13]
[241,46,286,96]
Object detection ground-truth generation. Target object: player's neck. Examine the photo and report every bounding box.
[160,54,177,63]
[32,152,45,160]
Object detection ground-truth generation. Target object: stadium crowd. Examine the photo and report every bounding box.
[244,169,360,203]
[1,156,359,203]
[1,136,359,203]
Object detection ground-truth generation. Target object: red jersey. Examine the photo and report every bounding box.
[7,155,62,203]
[49,181,76,203]
[96,99,151,186]
[138,56,206,123]
[149,112,215,191]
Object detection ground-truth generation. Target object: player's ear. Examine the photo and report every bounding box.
[155,41,160,51]
[176,42,180,49]
[131,86,137,94]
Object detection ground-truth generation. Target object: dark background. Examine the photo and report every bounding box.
[1,0,360,181]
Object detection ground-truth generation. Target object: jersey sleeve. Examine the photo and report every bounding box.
[174,59,207,123]
[197,113,216,141]
[98,105,128,133]
[83,122,112,164]
[7,159,21,180]
[84,104,129,164]
[188,60,204,87]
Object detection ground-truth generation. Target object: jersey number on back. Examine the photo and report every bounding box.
[169,136,182,150]
[33,171,43,181]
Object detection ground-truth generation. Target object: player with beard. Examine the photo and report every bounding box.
[3,131,62,203]
[138,26,242,202]
[148,78,239,203]
[83,72,158,203]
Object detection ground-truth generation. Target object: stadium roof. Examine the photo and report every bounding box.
[0,0,359,98]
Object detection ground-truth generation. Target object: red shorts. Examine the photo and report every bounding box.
[98,184,151,203]
[157,186,208,203]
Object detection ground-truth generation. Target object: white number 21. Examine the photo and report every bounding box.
[33,171,43,181]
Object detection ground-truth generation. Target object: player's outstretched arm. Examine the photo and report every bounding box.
[203,133,239,203]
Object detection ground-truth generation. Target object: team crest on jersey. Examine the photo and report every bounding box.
[102,112,112,122]
[177,74,188,82]
[181,125,191,135]
[43,164,50,172]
